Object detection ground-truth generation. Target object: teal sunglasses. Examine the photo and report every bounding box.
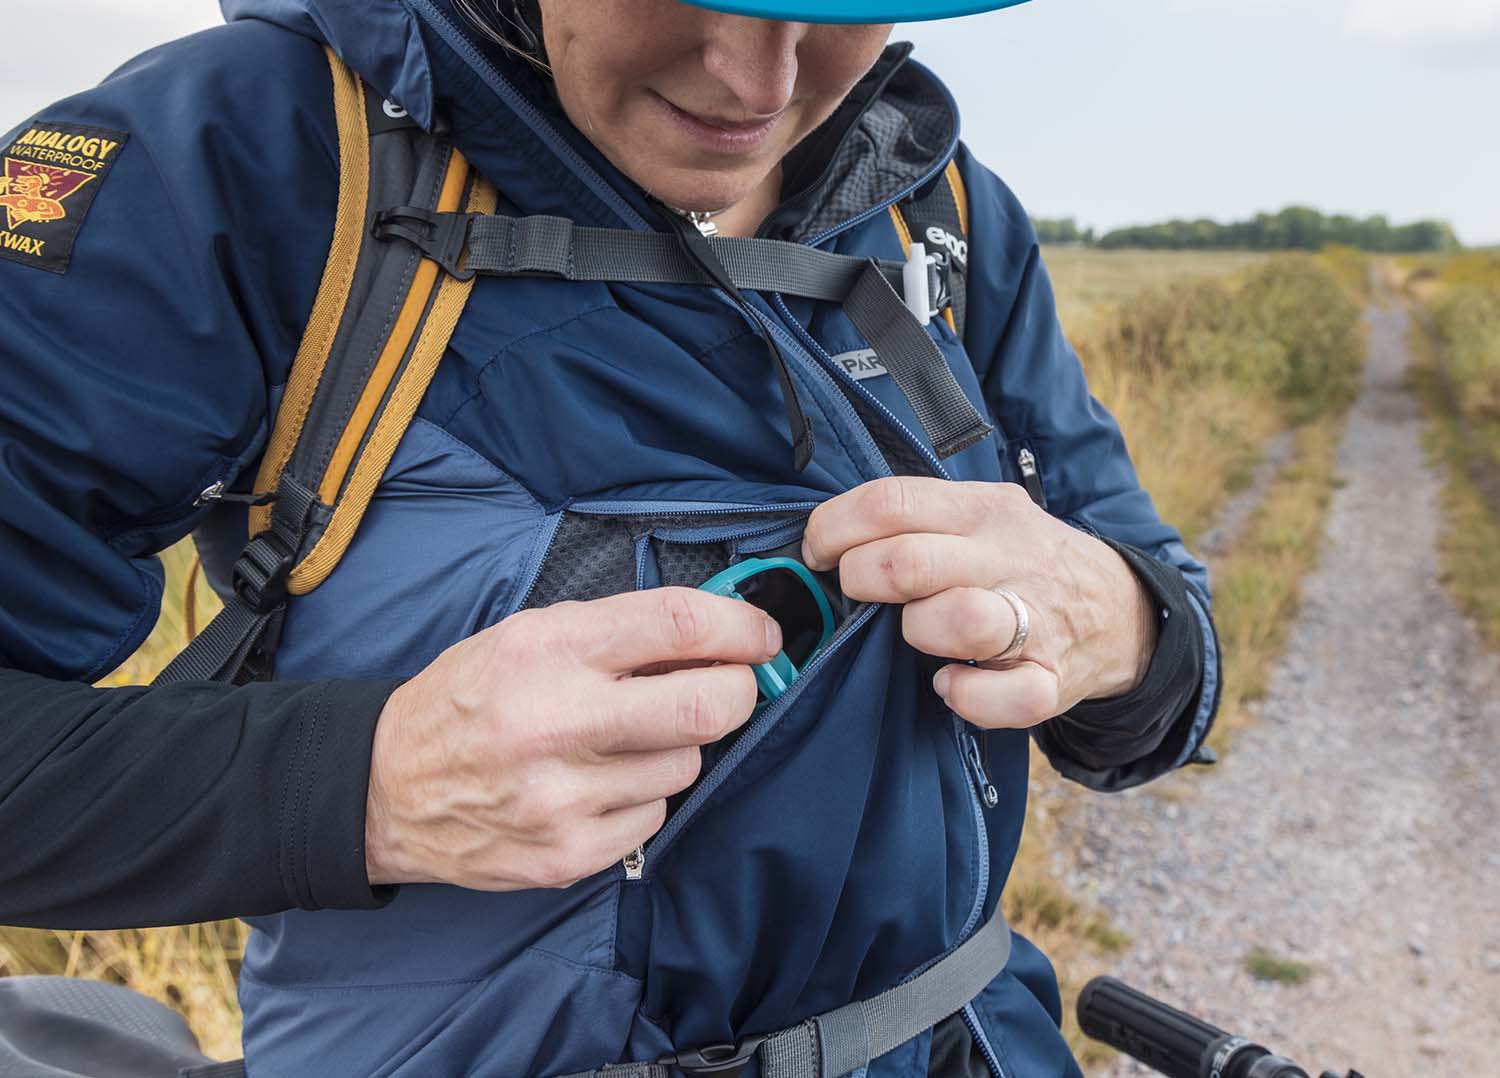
[698,556,836,708]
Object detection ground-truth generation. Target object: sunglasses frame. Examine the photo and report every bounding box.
[697,556,836,704]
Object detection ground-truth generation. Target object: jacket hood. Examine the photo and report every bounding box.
[220,0,960,239]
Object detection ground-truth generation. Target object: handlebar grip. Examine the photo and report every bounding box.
[1078,976,1229,1078]
[1078,977,1312,1078]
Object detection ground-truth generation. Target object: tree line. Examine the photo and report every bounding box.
[1032,206,1460,252]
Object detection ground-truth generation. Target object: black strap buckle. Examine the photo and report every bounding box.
[372,205,477,280]
[662,1033,768,1076]
[231,531,296,615]
[925,248,955,320]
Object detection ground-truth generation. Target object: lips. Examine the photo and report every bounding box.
[654,93,782,154]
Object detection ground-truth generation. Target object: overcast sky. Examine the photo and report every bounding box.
[6,1,1497,245]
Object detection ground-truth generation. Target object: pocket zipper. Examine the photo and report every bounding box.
[1016,447,1047,509]
[621,601,881,880]
[964,732,999,808]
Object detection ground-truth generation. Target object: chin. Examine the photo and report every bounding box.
[633,162,767,215]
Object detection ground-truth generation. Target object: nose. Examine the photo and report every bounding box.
[699,17,806,118]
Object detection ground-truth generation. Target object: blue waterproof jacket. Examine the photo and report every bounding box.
[0,1,1218,1074]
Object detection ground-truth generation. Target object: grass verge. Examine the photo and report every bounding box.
[1201,412,1348,749]
[1407,312,1500,650]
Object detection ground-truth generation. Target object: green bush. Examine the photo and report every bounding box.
[1090,256,1363,419]
[1236,257,1364,416]
[1433,285,1500,426]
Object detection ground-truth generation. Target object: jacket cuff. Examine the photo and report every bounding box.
[1031,540,1213,791]
[279,679,403,911]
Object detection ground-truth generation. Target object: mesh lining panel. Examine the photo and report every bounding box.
[524,514,640,608]
[653,539,733,589]
[794,95,954,245]
[524,510,809,610]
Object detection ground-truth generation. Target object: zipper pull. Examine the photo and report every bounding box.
[1016,448,1048,509]
[623,846,645,880]
[194,481,278,508]
[964,732,999,808]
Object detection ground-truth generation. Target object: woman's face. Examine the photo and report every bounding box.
[539,0,893,214]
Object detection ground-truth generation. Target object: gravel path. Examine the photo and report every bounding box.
[1046,300,1500,1076]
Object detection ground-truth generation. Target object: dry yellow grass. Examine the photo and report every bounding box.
[1043,245,1271,342]
[1407,306,1500,651]
[3,248,1364,1066]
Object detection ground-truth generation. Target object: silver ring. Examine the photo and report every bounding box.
[990,587,1030,662]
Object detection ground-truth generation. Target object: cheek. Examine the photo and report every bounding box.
[801,25,893,98]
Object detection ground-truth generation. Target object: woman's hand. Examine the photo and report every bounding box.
[801,476,1157,730]
[364,588,781,891]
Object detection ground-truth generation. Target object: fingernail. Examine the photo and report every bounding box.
[764,617,783,655]
[933,667,951,698]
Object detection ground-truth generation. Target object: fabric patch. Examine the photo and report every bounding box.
[831,348,889,382]
[0,122,127,273]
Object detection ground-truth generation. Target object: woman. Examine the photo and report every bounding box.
[0,1,1218,1074]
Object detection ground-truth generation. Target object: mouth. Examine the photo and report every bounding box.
[652,92,783,155]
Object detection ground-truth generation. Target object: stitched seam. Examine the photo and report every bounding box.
[432,303,619,428]
[80,561,164,684]
[522,942,643,984]
[275,698,310,909]
[298,687,331,908]
[405,417,542,510]
[237,969,488,993]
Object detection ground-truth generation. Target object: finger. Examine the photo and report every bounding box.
[588,747,704,813]
[933,662,1060,729]
[569,587,781,674]
[801,477,987,571]
[582,662,760,755]
[837,533,996,604]
[631,658,718,677]
[534,799,667,890]
[902,586,1022,661]
[589,798,669,868]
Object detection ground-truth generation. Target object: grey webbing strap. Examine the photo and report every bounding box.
[154,478,321,685]
[464,214,887,301]
[843,262,991,459]
[459,214,991,460]
[556,907,1011,1078]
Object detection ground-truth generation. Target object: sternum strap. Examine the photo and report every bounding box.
[557,906,1012,1078]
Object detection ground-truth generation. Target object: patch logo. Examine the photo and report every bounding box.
[831,348,889,382]
[0,122,127,273]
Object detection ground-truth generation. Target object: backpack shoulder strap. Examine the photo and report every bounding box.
[891,159,969,339]
[157,49,496,684]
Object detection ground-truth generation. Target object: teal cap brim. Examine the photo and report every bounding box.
[685,0,1033,22]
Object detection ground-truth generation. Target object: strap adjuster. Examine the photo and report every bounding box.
[232,531,296,615]
[372,206,477,280]
[662,1033,768,1076]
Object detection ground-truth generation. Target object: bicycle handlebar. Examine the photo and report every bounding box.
[1077,976,1362,1078]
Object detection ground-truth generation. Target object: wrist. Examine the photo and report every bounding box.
[365,682,414,887]
[1091,546,1158,699]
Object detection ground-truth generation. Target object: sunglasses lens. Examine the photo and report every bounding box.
[735,567,828,669]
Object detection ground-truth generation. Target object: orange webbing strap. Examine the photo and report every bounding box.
[249,48,369,538]
[944,158,970,237]
[288,169,496,594]
[889,159,970,336]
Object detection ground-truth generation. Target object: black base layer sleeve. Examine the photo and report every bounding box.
[1032,539,1216,792]
[0,668,400,930]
